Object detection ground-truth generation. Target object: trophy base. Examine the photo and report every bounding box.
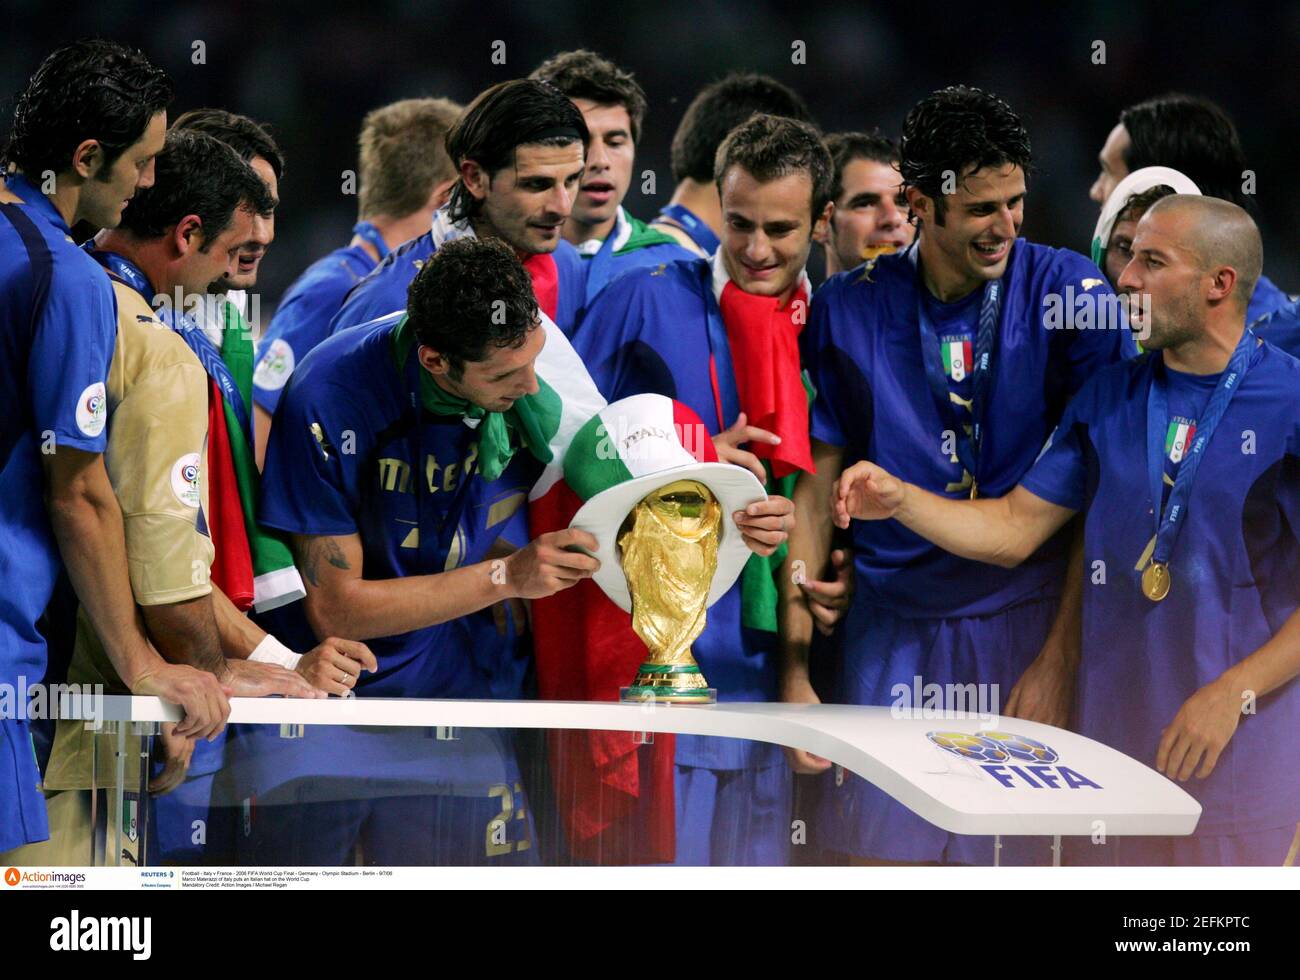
[619,662,716,705]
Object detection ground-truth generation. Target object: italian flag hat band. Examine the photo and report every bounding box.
[565,397,717,503]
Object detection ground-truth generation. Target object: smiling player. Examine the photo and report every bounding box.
[835,196,1300,866]
[329,79,591,337]
[782,86,1135,866]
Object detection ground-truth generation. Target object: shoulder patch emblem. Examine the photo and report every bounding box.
[170,453,202,508]
[75,382,108,438]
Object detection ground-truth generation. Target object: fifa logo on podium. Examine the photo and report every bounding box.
[927,730,1102,789]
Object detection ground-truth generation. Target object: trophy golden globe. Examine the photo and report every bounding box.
[563,395,768,705]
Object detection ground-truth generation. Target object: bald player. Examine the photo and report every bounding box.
[836,195,1300,865]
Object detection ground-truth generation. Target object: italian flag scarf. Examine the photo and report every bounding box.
[202,298,305,613]
[389,305,600,481]
[711,253,815,633]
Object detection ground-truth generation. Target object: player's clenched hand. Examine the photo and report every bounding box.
[1156,677,1244,782]
[131,662,229,741]
[505,529,601,599]
[800,548,854,636]
[297,638,378,697]
[714,411,778,483]
[733,495,794,556]
[148,722,195,796]
[779,676,833,774]
[1004,642,1076,728]
[833,461,905,527]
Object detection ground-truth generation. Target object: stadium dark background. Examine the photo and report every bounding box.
[4,0,1297,322]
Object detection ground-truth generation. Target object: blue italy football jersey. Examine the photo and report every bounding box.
[0,175,117,689]
[330,230,588,338]
[252,243,377,413]
[1246,273,1291,327]
[1022,340,1300,835]
[259,314,537,698]
[1,174,117,852]
[804,240,1137,618]
[574,206,698,305]
[1253,296,1300,359]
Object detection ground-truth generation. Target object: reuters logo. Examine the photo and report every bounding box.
[4,867,19,886]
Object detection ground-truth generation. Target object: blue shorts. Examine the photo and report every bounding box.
[149,769,237,865]
[225,725,536,866]
[674,762,793,866]
[819,590,1059,865]
[1066,824,1300,866]
[234,784,538,866]
[0,718,48,853]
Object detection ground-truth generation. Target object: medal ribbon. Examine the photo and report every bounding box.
[657,203,720,255]
[1145,328,1257,569]
[90,250,252,437]
[910,244,1004,490]
[352,220,390,260]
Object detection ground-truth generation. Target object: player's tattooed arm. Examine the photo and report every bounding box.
[291,531,516,641]
[298,534,354,587]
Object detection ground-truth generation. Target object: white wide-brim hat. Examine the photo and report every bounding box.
[563,394,767,613]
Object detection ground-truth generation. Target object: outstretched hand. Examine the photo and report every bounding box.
[832,460,906,528]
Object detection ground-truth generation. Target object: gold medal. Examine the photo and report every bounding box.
[1141,561,1171,602]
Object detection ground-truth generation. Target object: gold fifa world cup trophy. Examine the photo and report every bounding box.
[618,479,721,703]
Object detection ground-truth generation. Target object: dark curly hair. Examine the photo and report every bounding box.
[1119,93,1248,208]
[171,108,285,184]
[118,130,275,249]
[3,39,172,178]
[670,73,811,184]
[444,79,589,224]
[825,130,899,204]
[714,113,832,220]
[530,49,647,144]
[407,237,539,379]
[899,86,1032,225]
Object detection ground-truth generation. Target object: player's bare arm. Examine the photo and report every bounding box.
[1005,521,1084,727]
[1158,604,1300,783]
[780,438,843,695]
[293,528,600,642]
[44,446,229,740]
[834,460,1076,568]
[253,402,274,472]
[209,582,374,698]
[777,439,844,774]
